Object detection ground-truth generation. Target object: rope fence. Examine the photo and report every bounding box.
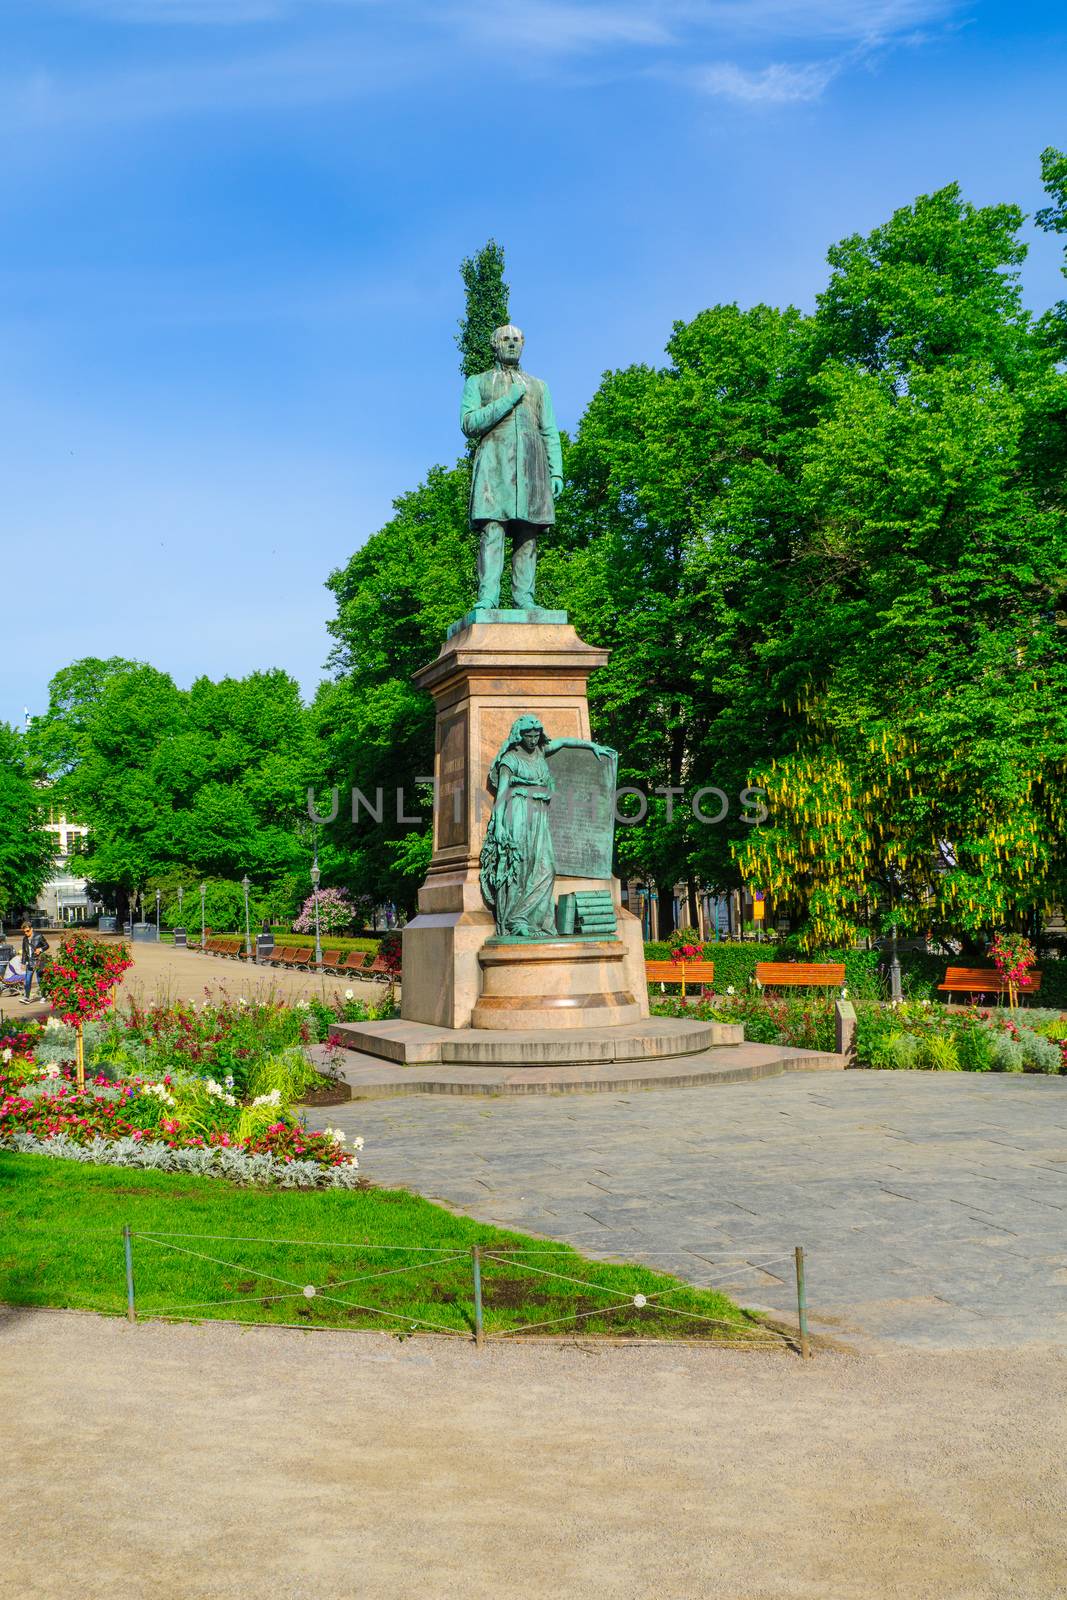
[113,1227,814,1357]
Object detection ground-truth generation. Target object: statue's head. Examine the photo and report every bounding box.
[508,714,544,753]
[492,324,525,367]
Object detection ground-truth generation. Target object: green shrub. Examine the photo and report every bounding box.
[888,1032,921,1069]
[1017,1028,1062,1074]
[918,1034,961,1071]
[956,1026,995,1072]
[989,1033,1025,1072]
[243,1046,322,1103]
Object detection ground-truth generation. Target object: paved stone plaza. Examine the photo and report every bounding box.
[331,1070,1067,1349]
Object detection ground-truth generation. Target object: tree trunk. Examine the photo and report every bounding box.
[657,884,676,940]
[687,881,700,931]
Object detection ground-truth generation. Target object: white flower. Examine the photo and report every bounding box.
[238,997,247,1007]
[323,1126,346,1144]
[296,1000,310,1010]
[224,1075,234,1089]
[43,1063,61,1080]
[352,1136,365,1151]
[344,989,354,1000]
[726,986,735,996]
[251,1089,282,1108]
[1,1048,11,1063]
[205,1078,236,1106]
[144,1082,176,1106]
[45,1017,62,1031]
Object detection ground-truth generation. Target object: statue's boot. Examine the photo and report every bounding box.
[511,530,537,609]
[474,520,505,612]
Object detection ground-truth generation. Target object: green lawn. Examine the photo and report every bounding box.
[0,1155,780,1345]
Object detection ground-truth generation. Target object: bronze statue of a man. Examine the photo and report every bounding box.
[461,324,562,613]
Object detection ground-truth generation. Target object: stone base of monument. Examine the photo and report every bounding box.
[470,938,642,1030]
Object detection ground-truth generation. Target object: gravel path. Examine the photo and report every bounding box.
[2,1308,1064,1600]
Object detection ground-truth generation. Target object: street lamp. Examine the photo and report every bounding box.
[200,883,207,949]
[310,851,322,969]
[155,888,161,939]
[241,875,252,961]
[888,914,903,1004]
[177,884,184,922]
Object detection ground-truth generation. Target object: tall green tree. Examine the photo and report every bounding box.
[0,723,55,917]
[456,239,510,378]
[735,184,1067,945]
[29,660,319,923]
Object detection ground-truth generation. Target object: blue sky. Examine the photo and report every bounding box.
[2,0,1065,729]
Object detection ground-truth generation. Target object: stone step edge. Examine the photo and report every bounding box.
[331,1020,744,1066]
[325,1047,845,1098]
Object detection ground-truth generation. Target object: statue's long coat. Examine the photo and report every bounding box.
[461,366,563,527]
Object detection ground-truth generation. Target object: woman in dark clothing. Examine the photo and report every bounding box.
[20,924,50,1003]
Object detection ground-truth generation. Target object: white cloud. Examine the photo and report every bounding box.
[695,58,838,104]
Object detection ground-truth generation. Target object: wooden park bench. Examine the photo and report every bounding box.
[756,961,846,991]
[317,950,343,973]
[279,947,314,970]
[938,966,1043,1005]
[339,951,372,976]
[260,945,293,967]
[645,959,715,998]
[364,952,398,982]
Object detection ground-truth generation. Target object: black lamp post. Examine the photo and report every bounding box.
[889,915,903,1003]
[241,875,252,961]
[310,853,322,969]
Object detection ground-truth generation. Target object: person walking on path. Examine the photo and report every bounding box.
[20,924,50,1004]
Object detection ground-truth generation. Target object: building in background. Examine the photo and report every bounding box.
[36,808,97,925]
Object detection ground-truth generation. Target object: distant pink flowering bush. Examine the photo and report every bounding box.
[292,888,363,935]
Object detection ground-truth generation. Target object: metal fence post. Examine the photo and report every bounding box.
[794,1245,810,1360]
[472,1245,484,1348]
[124,1224,136,1323]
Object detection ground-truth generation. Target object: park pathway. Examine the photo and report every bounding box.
[328,1070,1067,1349]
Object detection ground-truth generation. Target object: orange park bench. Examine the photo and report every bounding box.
[756,962,846,992]
[645,959,715,997]
[277,947,312,970]
[938,967,1043,1005]
[261,945,292,967]
[340,951,372,976]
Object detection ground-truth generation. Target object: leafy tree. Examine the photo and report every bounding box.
[734,186,1067,945]
[31,661,319,923]
[0,723,56,917]
[456,238,510,378]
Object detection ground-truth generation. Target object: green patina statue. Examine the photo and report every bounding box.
[480,715,615,939]
[461,325,563,613]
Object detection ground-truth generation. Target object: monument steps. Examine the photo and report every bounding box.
[332,1016,742,1066]
[320,1039,845,1099]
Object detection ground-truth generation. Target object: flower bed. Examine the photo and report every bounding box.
[0,1006,364,1188]
[650,990,1067,1073]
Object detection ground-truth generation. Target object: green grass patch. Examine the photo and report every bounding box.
[0,1154,774,1344]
